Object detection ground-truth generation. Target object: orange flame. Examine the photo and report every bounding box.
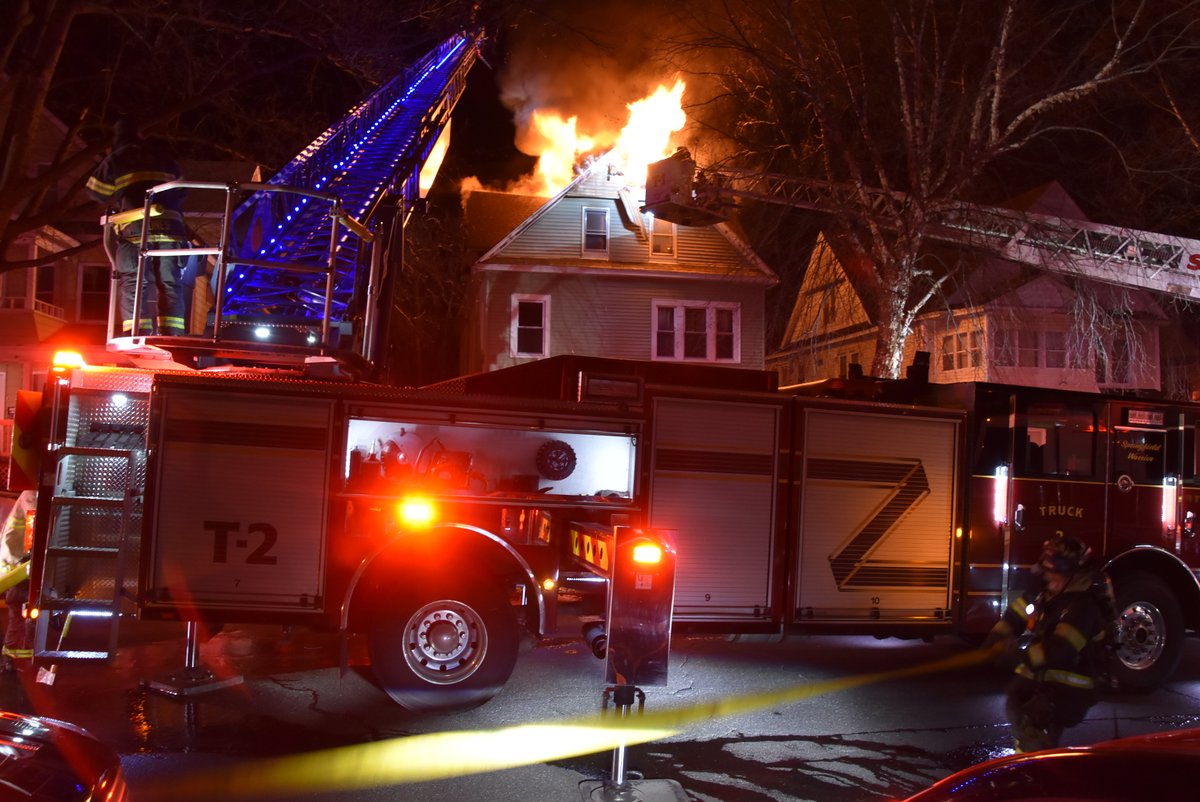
[611,80,686,187]
[494,78,686,198]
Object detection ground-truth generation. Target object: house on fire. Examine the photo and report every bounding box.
[459,152,778,375]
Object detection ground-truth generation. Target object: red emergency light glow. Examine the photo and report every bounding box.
[1163,475,1179,531]
[397,497,436,528]
[992,465,1009,525]
[631,543,663,565]
[51,350,85,369]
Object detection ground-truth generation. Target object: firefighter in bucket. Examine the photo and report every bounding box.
[987,534,1118,752]
[86,118,190,336]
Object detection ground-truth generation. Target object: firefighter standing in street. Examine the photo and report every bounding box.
[986,534,1117,752]
[86,118,189,336]
[0,490,37,672]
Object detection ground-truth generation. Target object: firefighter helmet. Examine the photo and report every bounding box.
[112,117,138,146]
[1036,534,1090,574]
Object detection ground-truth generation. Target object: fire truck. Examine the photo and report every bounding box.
[11,34,1200,712]
[644,149,1200,693]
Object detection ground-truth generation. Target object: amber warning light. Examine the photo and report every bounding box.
[51,350,85,369]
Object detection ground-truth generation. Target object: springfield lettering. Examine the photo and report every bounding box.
[1118,439,1162,464]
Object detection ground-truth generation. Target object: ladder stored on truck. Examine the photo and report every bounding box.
[644,150,1200,300]
[119,30,482,372]
[32,373,151,660]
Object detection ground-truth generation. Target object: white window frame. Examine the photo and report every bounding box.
[582,207,609,258]
[652,300,741,363]
[511,293,550,358]
[993,327,1076,370]
[645,213,676,259]
[940,327,981,372]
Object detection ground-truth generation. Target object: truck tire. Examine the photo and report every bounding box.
[367,576,519,711]
[1113,572,1184,692]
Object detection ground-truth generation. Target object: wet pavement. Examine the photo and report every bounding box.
[0,611,1198,801]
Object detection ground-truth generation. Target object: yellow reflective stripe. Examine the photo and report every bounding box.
[1015,663,1036,679]
[1043,669,1095,689]
[111,170,177,190]
[1027,642,1046,668]
[157,317,186,330]
[86,175,117,196]
[1054,621,1088,652]
[2,647,32,659]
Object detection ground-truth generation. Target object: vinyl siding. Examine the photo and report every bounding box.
[477,272,766,371]
[493,194,749,272]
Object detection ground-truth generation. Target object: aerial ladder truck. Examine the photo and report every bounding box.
[13,31,690,713]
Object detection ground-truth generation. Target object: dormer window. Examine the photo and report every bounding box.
[582,207,609,257]
[646,213,675,258]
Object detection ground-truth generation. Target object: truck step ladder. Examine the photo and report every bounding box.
[33,390,147,662]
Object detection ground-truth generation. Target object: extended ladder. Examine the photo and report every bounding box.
[646,151,1200,301]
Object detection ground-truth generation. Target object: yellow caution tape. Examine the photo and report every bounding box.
[144,646,992,800]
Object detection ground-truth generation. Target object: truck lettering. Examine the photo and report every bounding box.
[205,520,279,565]
[1038,505,1084,518]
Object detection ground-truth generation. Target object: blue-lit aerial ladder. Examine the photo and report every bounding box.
[117,30,482,376]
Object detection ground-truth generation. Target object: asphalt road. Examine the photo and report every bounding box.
[2,604,1199,802]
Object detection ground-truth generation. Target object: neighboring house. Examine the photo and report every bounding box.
[461,152,778,374]
[0,97,107,460]
[0,94,259,484]
[767,183,1169,394]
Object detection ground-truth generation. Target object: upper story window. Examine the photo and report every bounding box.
[0,268,29,308]
[646,214,675,258]
[653,301,739,363]
[993,327,1075,369]
[78,264,110,323]
[941,328,981,371]
[582,208,609,257]
[511,294,550,358]
[1096,334,1132,386]
[35,265,54,307]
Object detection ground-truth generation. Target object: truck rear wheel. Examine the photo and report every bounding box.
[367,576,519,711]
[1113,572,1184,692]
